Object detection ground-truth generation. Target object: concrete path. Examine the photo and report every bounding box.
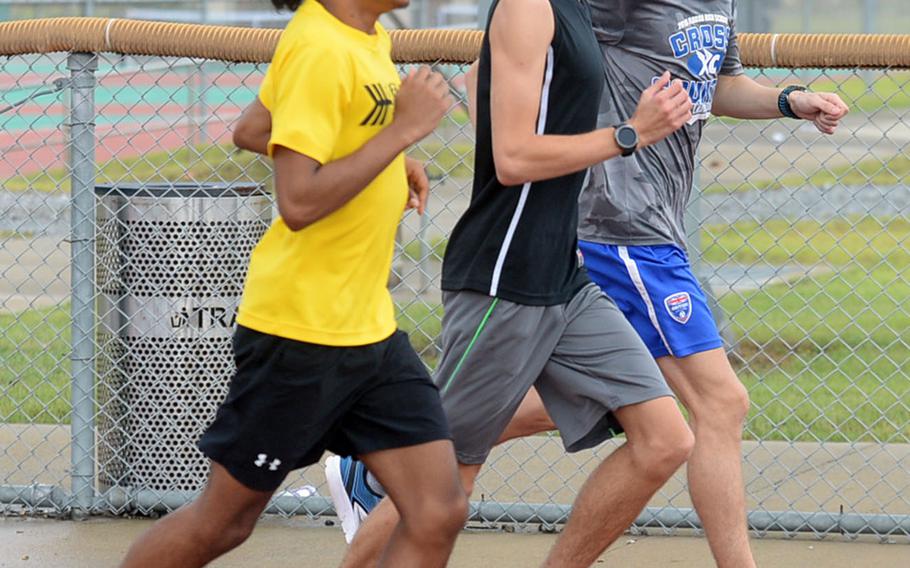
[0,237,69,313]
[1,516,907,567]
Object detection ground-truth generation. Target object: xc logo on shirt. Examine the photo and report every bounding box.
[361,83,397,126]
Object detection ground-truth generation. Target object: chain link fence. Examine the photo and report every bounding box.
[1,28,908,541]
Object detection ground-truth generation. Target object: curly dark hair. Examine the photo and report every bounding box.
[271,0,303,11]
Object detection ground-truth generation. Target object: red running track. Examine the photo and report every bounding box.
[0,117,236,181]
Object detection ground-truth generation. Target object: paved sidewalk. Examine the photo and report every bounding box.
[1,516,907,567]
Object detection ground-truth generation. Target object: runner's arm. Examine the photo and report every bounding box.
[234,85,436,221]
[712,74,849,134]
[274,67,451,231]
[233,98,271,155]
[273,127,412,231]
[232,96,415,229]
[465,60,479,130]
[488,0,690,186]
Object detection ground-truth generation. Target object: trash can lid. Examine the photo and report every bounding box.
[95,182,267,198]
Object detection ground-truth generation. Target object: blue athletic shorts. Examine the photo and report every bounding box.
[578,240,724,359]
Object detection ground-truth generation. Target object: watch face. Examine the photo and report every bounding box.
[617,125,638,148]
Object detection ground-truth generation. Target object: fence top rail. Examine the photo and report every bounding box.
[1,18,910,68]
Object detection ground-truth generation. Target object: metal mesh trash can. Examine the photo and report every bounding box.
[94,182,271,492]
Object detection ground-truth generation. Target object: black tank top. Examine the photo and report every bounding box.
[441,0,604,306]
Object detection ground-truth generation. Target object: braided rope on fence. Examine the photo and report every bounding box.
[1,17,910,68]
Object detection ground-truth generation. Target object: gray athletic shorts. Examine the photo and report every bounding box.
[435,282,674,465]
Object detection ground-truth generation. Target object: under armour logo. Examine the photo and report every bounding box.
[361,83,396,126]
[254,453,281,471]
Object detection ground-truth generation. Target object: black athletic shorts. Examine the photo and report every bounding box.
[198,325,451,492]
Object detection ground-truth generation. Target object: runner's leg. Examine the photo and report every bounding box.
[120,463,272,568]
[497,387,554,443]
[357,441,468,568]
[542,397,692,567]
[344,290,565,565]
[341,462,480,568]
[534,285,692,567]
[657,350,754,568]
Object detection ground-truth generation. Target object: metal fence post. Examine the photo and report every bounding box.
[67,51,98,517]
[863,0,879,34]
[801,0,812,32]
[196,0,208,144]
[477,0,493,28]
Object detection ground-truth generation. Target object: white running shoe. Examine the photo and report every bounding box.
[325,455,383,544]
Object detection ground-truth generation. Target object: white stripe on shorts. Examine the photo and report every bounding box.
[617,245,674,357]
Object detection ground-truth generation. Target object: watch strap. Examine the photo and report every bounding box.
[779,85,807,119]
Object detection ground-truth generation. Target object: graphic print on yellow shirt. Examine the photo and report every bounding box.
[237,0,407,346]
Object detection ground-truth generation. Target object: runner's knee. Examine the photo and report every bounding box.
[215,520,257,553]
[399,489,468,542]
[629,424,694,481]
[690,378,750,431]
[193,506,258,555]
[460,474,476,497]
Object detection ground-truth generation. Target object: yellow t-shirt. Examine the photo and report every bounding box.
[237,0,406,346]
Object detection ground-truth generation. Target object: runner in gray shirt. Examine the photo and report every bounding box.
[578,0,746,247]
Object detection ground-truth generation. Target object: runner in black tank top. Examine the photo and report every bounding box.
[336,0,698,563]
[441,0,603,305]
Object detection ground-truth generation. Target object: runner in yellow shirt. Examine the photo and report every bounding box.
[120,1,466,566]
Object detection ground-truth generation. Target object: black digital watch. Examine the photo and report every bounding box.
[614,123,639,157]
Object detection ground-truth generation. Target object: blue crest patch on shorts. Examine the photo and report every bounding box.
[578,241,724,358]
[664,292,692,324]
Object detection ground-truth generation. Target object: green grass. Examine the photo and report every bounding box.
[0,304,71,424]
[396,302,444,363]
[705,72,910,195]
[403,217,910,442]
[402,236,448,262]
[2,141,475,194]
[2,145,273,194]
[742,72,910,113]
[19,133,902,199]
[802,154,910,188]
[444,108,472,127]
[412,141,474,180]
[809,74,910,113]
[413,217,910,268]
[703,154,910,195]
[701,216,910,442]
[390,259,910,443]
[373,217,910,441]
[724,266,910,443]
[702,216,910,266]
[0,230,34,238]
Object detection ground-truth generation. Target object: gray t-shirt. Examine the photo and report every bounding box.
[577,0,743,248]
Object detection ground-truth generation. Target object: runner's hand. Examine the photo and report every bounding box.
[628,71,693,147]
[405,157,430,215]
[788,90,849,135]
[393,66,454,145]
